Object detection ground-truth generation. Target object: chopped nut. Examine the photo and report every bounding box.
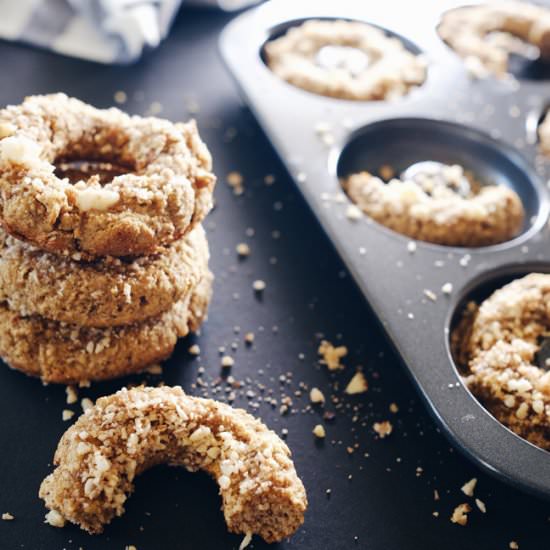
[345,372,368,395]
[252,280,266,292]
[475,498,486,513]
[318,340,347,371]
[309,387,325,404]
[509,542,519,550]
[461,478,477,497]
[313,424,326,439]
[441,282,453,295]
[239,533,253,550]
[62,410,75,421]
[407,241,417,253]
[188,344,201,356]
[1,512,14,521]
[373,420,393,438]
[44,510,65,528]
[379,164,395,180]
[221,356,234,368]
[389,402,399,414]
[346,205,362,221]
[66,385,78,405]
[81,398,93,412]
[236,243,250,257]
[244,332,255,345]
[450,503,471,526]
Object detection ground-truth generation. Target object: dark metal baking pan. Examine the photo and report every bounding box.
[220,0,550,499]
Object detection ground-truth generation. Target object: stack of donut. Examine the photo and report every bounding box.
[0,94,216,384]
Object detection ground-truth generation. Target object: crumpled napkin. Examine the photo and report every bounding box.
[0,0,258,64]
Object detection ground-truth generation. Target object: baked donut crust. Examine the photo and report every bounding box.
[0,224,208,327]
[438,1,550,77]
[451,274,550,450]
[264,19,426,101]
[0,94,216,258]
[343,169,524,246]
[39,386,307,542]
[0,268,212,384]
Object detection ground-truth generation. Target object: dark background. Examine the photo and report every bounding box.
[0,6,548,550]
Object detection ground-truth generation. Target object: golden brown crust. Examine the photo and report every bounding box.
[0,225,208,327]
[39,386,307,542]
[0,269,213,384]
[264,19,426,101]
[0,94,216,258]
[344,169,524,246]
[452,274,550,450]
[438,1,550,77]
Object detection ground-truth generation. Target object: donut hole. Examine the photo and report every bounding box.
[261,18,426,101]
[336,118,543,248]
[437,4,550,80]
[54,157,135,185]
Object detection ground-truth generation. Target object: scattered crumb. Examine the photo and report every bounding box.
[313,424,326,439]
[65,386,78,405]
[346,204,363,221]
[389,402,399,414]
[125,546,137,550]
[188,344,201,356]
[475,498,486,513]
[221,355,234,368]
[62,409,74,421]
[509,542,519,549]
[345,372,368,395]
[309,387,325,404]
[236,243,251,257]
[1,513,14,521]
[407,241,417,253]
[450,503,471,526]
[244,332,255,345]
[423,289,437,301]
[146,364,162,375]
[373,420,393,438]
[252,280,266,292]
[264,174,275,185]
[113,90,127,104]
[239,533,253,550]
[44,510,65,528]
[434,489,440,501]
[461,478,477,497]
[81,398,93,412]
[318,340,347,371]
[441,282,453,295]
[379,164,395,180]
[226,171,244,195]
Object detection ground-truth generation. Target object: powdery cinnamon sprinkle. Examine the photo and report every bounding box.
[39,386,307,543]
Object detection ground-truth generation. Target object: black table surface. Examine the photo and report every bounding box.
[0,6,549,550]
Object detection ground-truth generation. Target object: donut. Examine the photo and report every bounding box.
[0,267,213,384]
[264,19,426,101]
[438,1,550,77]
[0,224,208,327]
[451,273,550,450]
[39,386,307,542]
[343,165,524,246]
[0,94,216,258]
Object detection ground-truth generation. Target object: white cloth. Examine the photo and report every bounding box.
[0,0,258,64]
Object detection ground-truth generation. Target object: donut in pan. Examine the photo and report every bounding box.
[264,19,426,101]
[39,386,307,542]
[452,273,550,450]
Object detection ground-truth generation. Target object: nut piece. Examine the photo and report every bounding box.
[450,503,471,526]
[373,420,393,438]
[309,387,325,404]
[313,424,326,439]
[345,372,368,394]
[461,478,477,497]
[318,340,347,371]
[45,510,66,528]
[1,512,14,520]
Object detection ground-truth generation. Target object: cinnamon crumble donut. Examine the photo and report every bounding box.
[39,386,307,543]
[0,265,213,384]
[343,164,524,246]
[0,224,208,327]
[438,1,550,77]
[0,94,216,258]
[264,19,426,101]
[451,274,550,450]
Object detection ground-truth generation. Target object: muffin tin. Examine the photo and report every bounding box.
[220,0,550,499]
